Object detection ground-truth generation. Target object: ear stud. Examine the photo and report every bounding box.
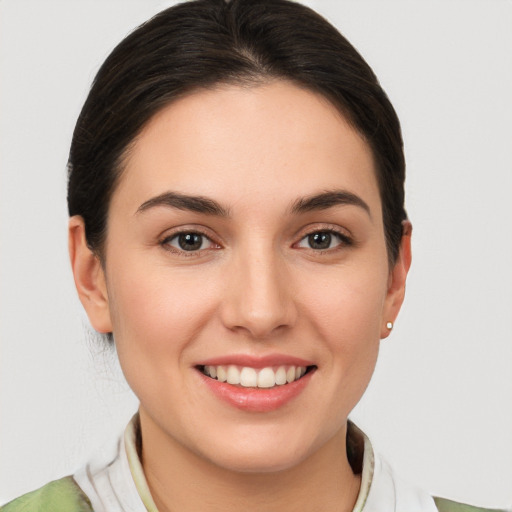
[386,321,393,330]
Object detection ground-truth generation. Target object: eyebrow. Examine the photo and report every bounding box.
[290,190,371,217]
[136,189,370,218]
[136,192,230,217]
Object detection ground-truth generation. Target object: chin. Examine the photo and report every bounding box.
[206,445,309,474]
[191,424,329,475]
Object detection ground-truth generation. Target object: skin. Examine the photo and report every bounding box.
[69,81,411,512]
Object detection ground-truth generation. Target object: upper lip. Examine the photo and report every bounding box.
[196,354,316,369]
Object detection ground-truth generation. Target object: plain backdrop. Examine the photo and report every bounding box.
[1,0,511,507]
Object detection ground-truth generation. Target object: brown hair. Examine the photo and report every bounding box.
[68,0,406,265]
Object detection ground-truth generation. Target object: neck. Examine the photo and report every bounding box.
[139,410,361,512]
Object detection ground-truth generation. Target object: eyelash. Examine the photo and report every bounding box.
[159,226,353,256]
[295,227,353,253]
[160,229,220,256]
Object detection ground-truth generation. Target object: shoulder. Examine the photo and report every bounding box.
[1,476,92,512]
[434,497,511,512]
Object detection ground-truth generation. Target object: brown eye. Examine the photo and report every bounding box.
[164,232,215,252]
[178,233,203,251]
[308,232,333,250]
[296,230,351,251]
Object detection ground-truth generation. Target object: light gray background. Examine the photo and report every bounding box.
[1,0,511,507]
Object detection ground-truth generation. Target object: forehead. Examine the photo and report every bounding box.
[114,81,380,212]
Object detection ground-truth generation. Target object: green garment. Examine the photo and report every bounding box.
[434,497,509,512]
[1,477,91,512]
[2,476,508,512]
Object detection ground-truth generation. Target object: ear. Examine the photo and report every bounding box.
[380,221,412,339]
[68,216,112,333]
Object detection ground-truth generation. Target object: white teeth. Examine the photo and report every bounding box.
[258,367,276,388]
[205,365,217,378]
[217,366,227,382]
[275,366,287,385]
[240,367,257,387]
[203,364,309,388]
[227,365,240,385]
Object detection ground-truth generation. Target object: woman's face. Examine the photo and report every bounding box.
[77,81,409,472]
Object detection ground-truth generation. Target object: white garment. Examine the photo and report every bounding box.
[73,415,439,512]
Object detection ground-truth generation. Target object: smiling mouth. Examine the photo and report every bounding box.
[198,365,316,389]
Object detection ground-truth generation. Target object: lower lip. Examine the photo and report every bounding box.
[198,369,314,413]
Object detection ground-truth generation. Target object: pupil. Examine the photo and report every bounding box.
[309,232,331,250]
[178,233,202,251]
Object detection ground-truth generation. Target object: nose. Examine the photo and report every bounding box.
[219,244,297,339]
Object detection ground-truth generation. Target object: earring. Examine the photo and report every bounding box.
[386,321,393,330]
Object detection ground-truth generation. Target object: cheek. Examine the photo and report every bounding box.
[106,260,220,367]
[297,262,387,398]
[105,262,223,419]
[299,262,388,342]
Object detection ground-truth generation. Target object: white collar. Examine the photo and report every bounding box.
[74,413,437,512]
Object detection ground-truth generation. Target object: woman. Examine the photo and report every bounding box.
[2,1,510,511]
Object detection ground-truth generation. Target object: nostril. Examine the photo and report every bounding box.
[218,264,297,338]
